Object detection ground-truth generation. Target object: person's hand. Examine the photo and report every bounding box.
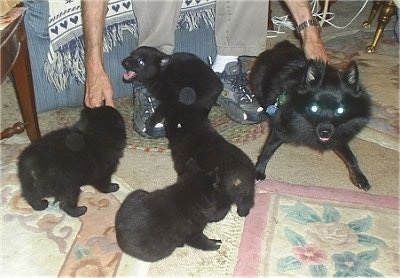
[84,65,114,108]
[302,28,329,62]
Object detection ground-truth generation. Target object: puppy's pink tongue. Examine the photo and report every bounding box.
[123,71,136,81]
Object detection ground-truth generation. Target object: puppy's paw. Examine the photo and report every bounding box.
[30,199,49,211]
[108,183,120,192]
[62,205,87,217]
[237,206,250,217]
[207,239,222,251]
[256,171,266,181]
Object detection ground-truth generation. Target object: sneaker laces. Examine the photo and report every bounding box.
[143,95,157,115]
[133,84,158,117]
[222,62,255,104]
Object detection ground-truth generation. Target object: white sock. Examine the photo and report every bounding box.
[212,55,238,73]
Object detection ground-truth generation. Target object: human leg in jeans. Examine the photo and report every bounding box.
[133,0,182,54]
[213,1,270,124]
[131,0,182,138]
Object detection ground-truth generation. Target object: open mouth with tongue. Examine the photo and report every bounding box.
[318,133,332,143]
[316,123,334,143]
[123,71,137,83]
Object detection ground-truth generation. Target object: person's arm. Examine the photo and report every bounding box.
[81,0,114,108]
[284,0,329,62]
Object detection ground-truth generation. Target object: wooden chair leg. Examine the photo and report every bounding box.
[11,21,41,142]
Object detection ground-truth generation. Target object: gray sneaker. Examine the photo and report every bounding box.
[216,57,266,124]
[132,83,165,138]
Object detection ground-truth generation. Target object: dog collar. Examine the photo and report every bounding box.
[265,92,287,116]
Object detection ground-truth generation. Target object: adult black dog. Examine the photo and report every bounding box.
[18,106,126,217]
[249,40,371,191]
[122,46,222,136]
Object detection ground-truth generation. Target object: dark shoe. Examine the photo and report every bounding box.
[217,57,266,124]
[132,83,165,138]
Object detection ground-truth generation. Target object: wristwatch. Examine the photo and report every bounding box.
[296,18,321,33]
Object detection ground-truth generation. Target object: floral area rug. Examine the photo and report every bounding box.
[0,142,243,276]
[234,180,400,277]
[2,140,398,277]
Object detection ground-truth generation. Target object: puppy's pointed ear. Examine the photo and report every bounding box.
[303,60,326,88]
[342,60,360,92]
[160,55,172,69]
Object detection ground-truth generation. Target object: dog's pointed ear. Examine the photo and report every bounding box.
[160,55,172,69]
[342,60,360,92]
[303,60,326,88]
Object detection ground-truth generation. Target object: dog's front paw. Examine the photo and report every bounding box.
[30,199,49,211]
[108,183,120,192]
[62,205,87,217]
[351,173,371,192]
[207,239,222,251]
[256,171,266,181]
[186,234,222,251]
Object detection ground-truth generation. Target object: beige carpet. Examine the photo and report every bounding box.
[1,1,399,276]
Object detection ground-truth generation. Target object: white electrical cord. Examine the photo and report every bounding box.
[267,0,370,38]
[318,0,330,26]
[314,0,370,29]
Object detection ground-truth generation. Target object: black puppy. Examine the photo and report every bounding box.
[18,106,127,217]
[165,93,256,217]
[122,46,223,136]
[249,40,371,191]
[115,158,231,262]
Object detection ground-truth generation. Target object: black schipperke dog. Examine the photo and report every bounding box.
[18,106,127,217]
[165,93,256,217]
[249,40,371,191]
[121,46,223,134]
[115,158,231,262]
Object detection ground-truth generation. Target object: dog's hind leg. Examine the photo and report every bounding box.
[19,166,49,211]
[94,176,119,193]
[186,232,222,251]
[333,145,371,191]
[59,186,87,217]
[21,180,49,211]
[255,129,283,180]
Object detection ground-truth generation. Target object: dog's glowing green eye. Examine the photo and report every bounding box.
[309,104,320,113]
[336,106,345,115]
